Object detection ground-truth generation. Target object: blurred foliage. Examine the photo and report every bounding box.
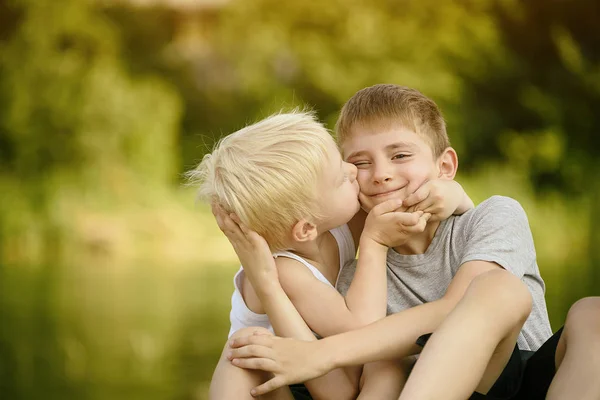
[0,0,598,398]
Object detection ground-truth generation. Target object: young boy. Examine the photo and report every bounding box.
[225,85,600,399]
[190,111,475,399]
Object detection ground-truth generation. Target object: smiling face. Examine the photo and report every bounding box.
[342,121,441,212]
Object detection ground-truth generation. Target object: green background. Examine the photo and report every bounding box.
[0,0,598,398]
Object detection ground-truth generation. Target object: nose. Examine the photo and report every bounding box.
[373,164,392,184]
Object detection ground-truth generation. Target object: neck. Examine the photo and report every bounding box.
[285,231,329,265]
[392,220,441,255]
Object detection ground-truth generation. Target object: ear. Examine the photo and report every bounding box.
[437,147,458,179]
[291,219,318,243]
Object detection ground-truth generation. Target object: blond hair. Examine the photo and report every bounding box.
[336,84,450,157]
[187,111,332,251]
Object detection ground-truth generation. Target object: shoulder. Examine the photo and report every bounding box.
[273,255,325,295]
[274,255,310,274]
[450,195,532,241]
[459,195,529,226]
[477,195,527,215]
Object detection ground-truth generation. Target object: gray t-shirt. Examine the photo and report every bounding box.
[337,195,552,351]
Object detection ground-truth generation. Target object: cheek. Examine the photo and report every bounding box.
[405,163,436,191]
[356,170,370,188]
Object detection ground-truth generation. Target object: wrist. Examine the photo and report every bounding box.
[316,337,339,371]
[456,192,475,215]
[359,235,389,252]
[247,273,282,296]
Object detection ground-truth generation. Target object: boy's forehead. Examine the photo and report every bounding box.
[341,122,423,157]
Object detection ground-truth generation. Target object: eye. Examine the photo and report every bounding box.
[392,153,409,160]
[353,161,370,167]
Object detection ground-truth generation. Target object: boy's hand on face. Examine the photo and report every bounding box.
[227,332,332,396]
[362,198,431,248]
[211,203,278,285]
[403,180,472,222]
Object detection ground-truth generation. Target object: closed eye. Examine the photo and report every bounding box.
[353,161,370,167]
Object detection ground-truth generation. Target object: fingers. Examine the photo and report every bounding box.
[390,210,424,226]
[406,212,431,233]
[371,198,404,215]
[212,205,246,242]
[230,334,275,349]
[252,376,288,397]
[388,211,431,234]
[231,356,279,373]
[403,185,429,208]
[229,213,250,235]
[211,203,227,231]
[227,344,276,361]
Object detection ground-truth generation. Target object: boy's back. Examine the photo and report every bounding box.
[337,195,553,351]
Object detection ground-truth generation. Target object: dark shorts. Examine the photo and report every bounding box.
[290,328,563,400]
[290,383,312,400]
[465,327,564,400]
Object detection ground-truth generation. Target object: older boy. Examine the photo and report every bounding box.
[226,85,600,399]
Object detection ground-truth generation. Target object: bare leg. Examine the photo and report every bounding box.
[399,270,532,400]
[210,327,294,400]
[547,297,600,400]
[357,359,413,400]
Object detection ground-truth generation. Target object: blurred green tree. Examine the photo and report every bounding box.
[450,0,600,300]
[0,0,182,263]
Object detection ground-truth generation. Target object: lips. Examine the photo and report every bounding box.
[370,188,402,198]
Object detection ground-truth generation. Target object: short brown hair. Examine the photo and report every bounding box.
[335,84,450,157]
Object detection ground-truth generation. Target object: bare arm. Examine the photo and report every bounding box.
[213,205,316,341]
[228,259,505,395]
[277,199,429,336]
[212,205,360,399]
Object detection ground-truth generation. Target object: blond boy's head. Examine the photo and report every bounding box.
[335,84,450,157]
[188,111,332,251]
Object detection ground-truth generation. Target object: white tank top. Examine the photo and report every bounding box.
[228,224,356,337]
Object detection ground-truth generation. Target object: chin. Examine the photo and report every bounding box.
[368,193,403,210]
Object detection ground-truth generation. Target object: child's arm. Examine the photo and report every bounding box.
[216,200,425,337]
[277,199,430,336]
[213,206,362,399]
[402,179,474,222]
[213,204,315,341]
[227,259,512,395]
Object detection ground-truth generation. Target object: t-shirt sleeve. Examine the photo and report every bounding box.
[459,196,536,279]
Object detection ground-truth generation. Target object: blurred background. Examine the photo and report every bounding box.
[0,0,598,398]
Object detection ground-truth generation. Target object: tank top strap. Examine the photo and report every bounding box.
[272,250,331,286]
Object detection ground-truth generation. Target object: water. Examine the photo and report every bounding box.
[0,262,237,400]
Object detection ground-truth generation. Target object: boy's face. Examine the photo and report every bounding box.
[317,138,361,230]
[342,122,440,212]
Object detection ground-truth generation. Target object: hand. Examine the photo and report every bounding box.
[403,180,473,222]
[362,198,431,248]
[212,203,278,285]
[227,332,332,396]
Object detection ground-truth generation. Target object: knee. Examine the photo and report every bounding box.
[229,326,273,340]
[469,269,533,322]
[221,326,272,358]
[566,297,600,331]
